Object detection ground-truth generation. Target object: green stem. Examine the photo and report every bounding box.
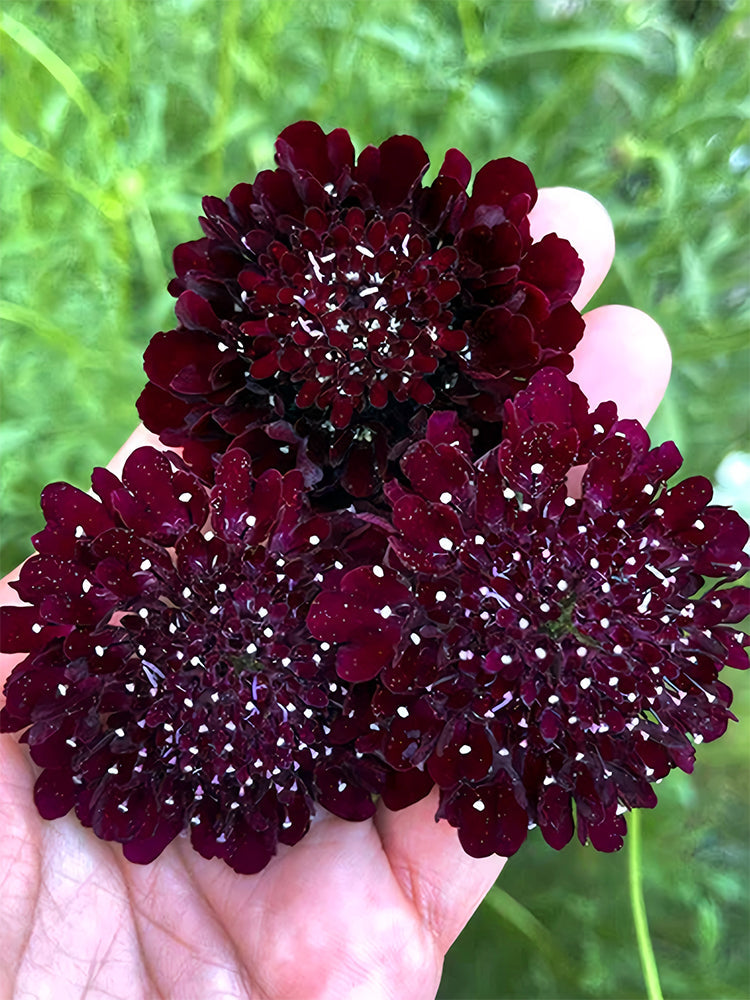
[484,886,575,983]
[628,810,664,1000]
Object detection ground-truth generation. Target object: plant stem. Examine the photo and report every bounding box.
[628,810,664,1000]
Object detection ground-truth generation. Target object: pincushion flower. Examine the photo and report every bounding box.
[137,120,584,496]
[307,369,750,858]
[0,447,394,874]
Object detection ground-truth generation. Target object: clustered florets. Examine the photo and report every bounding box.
[307,370,749,855]
[2,123,747,872]
[0,448,415,872]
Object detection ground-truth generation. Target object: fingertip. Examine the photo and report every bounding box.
[530,187,615,309]
[572,304,672,426]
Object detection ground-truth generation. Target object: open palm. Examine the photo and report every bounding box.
[0,189,670,1000]
[0,718,503,999]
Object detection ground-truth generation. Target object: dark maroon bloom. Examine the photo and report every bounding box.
[0,448,393,873]
[308,370,750,858]
[137,120,584,496]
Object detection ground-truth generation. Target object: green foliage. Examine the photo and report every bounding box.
[0,1,747,997]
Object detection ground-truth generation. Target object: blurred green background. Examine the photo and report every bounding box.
[1,1,748,997]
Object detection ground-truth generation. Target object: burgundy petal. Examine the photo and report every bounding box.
[34,768,76,820]
[439,148,472,188]
[520,234,584,308]
[114,448,208,544]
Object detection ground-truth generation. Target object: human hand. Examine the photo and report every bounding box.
[0,188,671,1000]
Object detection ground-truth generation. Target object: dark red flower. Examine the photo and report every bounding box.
[137,120,584,496]
[308,370,750,857]
[0,447,395,873]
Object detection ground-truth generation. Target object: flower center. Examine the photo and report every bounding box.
[229,649,265,675]
[237,207,464,427]
[540,598,578,641]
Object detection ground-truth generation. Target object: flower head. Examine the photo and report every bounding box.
[0,447,394,872]
[138,121,584,496]
[308,370,750,857]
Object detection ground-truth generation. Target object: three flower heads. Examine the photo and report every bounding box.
[1,121,747,873]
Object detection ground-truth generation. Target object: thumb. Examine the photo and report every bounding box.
[374,789,506,955]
